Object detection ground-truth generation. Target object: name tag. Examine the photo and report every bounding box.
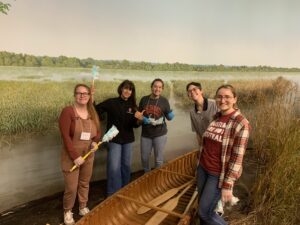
[80,132,91,140]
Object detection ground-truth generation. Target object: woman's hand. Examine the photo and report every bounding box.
[74,156,85,166]
[90,141,98,152]
[134,110,145,120]
[221,189,233,204]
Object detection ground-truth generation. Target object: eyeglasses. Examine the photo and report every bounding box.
[187,87,199,94]
[215,95,234,101]
[75,92,90,97]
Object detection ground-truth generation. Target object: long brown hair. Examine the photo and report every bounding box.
[74,84,100,130]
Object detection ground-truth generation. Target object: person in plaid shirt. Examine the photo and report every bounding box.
[197,84,250,225]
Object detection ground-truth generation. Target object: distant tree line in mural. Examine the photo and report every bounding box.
[0,1,11,14]
[0,51,299,72]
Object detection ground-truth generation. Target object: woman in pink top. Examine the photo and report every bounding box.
[59,84,100,225]
[197,84,250,225]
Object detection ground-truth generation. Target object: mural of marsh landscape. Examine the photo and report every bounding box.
[0,1,299,225]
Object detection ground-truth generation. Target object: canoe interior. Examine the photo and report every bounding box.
[76,150,199,225]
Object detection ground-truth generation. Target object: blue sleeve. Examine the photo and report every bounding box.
[166,111,174,121]
[163,97,173,121]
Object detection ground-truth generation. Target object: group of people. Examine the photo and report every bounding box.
[59,78,250,225]
[59,78,174,225]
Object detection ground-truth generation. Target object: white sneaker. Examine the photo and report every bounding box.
[64,210,75,225]
[79,207,90,216]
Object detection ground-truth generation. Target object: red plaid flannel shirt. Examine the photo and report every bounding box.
[199,110,250,190]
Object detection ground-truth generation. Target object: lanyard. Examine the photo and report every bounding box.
[146,96,159,118]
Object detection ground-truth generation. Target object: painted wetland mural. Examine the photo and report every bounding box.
[0,1,299,225]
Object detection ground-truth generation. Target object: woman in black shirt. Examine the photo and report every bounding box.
[94,80,139,196]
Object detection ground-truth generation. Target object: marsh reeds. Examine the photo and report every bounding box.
[227,78,299,225]
[0,80,153,136]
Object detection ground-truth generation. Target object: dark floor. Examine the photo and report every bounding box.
[0,171,143,225]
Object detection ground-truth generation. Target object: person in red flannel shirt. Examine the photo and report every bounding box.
[197,84,250,225]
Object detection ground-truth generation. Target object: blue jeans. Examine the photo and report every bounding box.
[140,135,167,172]
[106,142,132,195]
[197,165,227,225]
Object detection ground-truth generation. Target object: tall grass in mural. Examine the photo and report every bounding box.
[232,79,299,225]
[0,80,153,136]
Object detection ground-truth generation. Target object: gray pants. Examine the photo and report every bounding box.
[140,134,167,172]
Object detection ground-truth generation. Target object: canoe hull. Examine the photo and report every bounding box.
[76,150,199,225]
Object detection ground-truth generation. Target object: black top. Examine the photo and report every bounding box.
[194,97,208,112]
[95,97,139,144]
[138,95,172,138]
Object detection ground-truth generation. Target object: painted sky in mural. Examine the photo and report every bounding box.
[1,0,299,67]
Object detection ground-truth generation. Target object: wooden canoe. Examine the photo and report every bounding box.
[76,150,199,225]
